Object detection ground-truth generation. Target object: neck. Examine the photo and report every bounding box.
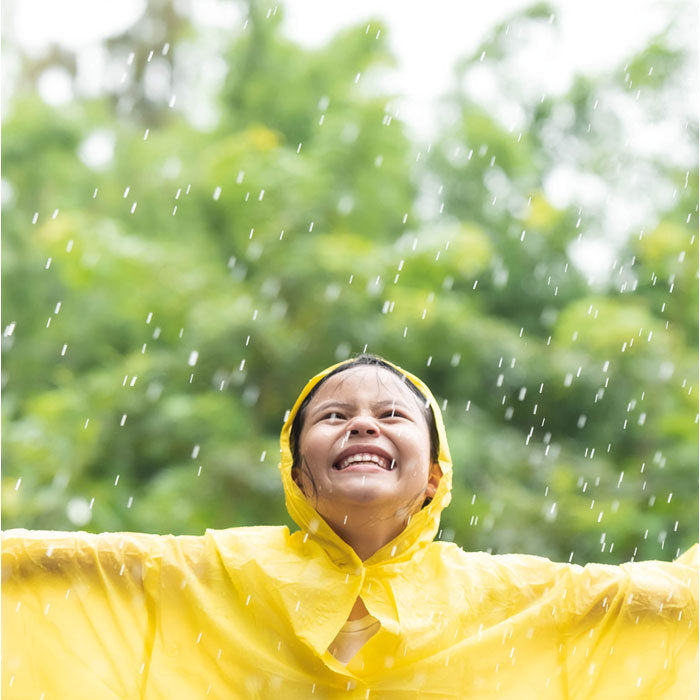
[325,507,409,561]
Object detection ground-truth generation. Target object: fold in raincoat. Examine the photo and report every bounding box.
[2,359,698,699]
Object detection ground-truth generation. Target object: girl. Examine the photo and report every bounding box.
[2,354,697,698]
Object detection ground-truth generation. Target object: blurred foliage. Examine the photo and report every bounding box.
[2,0,697,566]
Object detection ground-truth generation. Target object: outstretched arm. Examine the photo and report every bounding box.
[558,546,698,699]
[2,530,162,700]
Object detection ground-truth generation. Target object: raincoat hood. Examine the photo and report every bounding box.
[278,358,453,568]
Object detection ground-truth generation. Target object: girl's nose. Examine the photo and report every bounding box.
[348,414,380,435]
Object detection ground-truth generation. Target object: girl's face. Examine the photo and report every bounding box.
[296,366,440,522]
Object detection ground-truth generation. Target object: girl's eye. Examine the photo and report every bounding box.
[381,410,406,419]
[324,412,344,421]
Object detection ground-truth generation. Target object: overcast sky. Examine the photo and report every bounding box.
[282,1,691,135]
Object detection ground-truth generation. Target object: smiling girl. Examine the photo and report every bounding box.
[2,354,697,698]
[291,358,442,562]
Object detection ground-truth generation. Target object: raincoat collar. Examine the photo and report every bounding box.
[278,358,453,570]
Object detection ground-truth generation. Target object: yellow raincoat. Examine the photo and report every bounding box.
[2,360,698,698]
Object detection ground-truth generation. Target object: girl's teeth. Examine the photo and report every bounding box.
[338,453,391,469]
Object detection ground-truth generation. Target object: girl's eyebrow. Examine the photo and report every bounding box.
[310,399,413,417]
[308,400,354,417]
[372,399,412,411]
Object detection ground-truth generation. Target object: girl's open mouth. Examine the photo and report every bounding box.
[333,453,396,470]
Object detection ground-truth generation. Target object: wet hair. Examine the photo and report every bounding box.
[289,354,440,503]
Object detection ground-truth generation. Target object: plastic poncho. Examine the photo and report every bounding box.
[2,359,698,699]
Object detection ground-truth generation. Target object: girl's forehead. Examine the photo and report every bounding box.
[310,366,418,405]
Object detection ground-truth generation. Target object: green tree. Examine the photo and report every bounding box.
[2,1,696,567]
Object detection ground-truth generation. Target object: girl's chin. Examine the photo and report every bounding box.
[321,483,400,506]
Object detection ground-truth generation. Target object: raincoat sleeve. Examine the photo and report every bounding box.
[557,544,698,697]
[1,529,161,700]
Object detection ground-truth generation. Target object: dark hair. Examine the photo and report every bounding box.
[290,354,440,486]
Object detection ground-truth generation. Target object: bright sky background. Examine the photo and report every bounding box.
[281,0,689,137]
